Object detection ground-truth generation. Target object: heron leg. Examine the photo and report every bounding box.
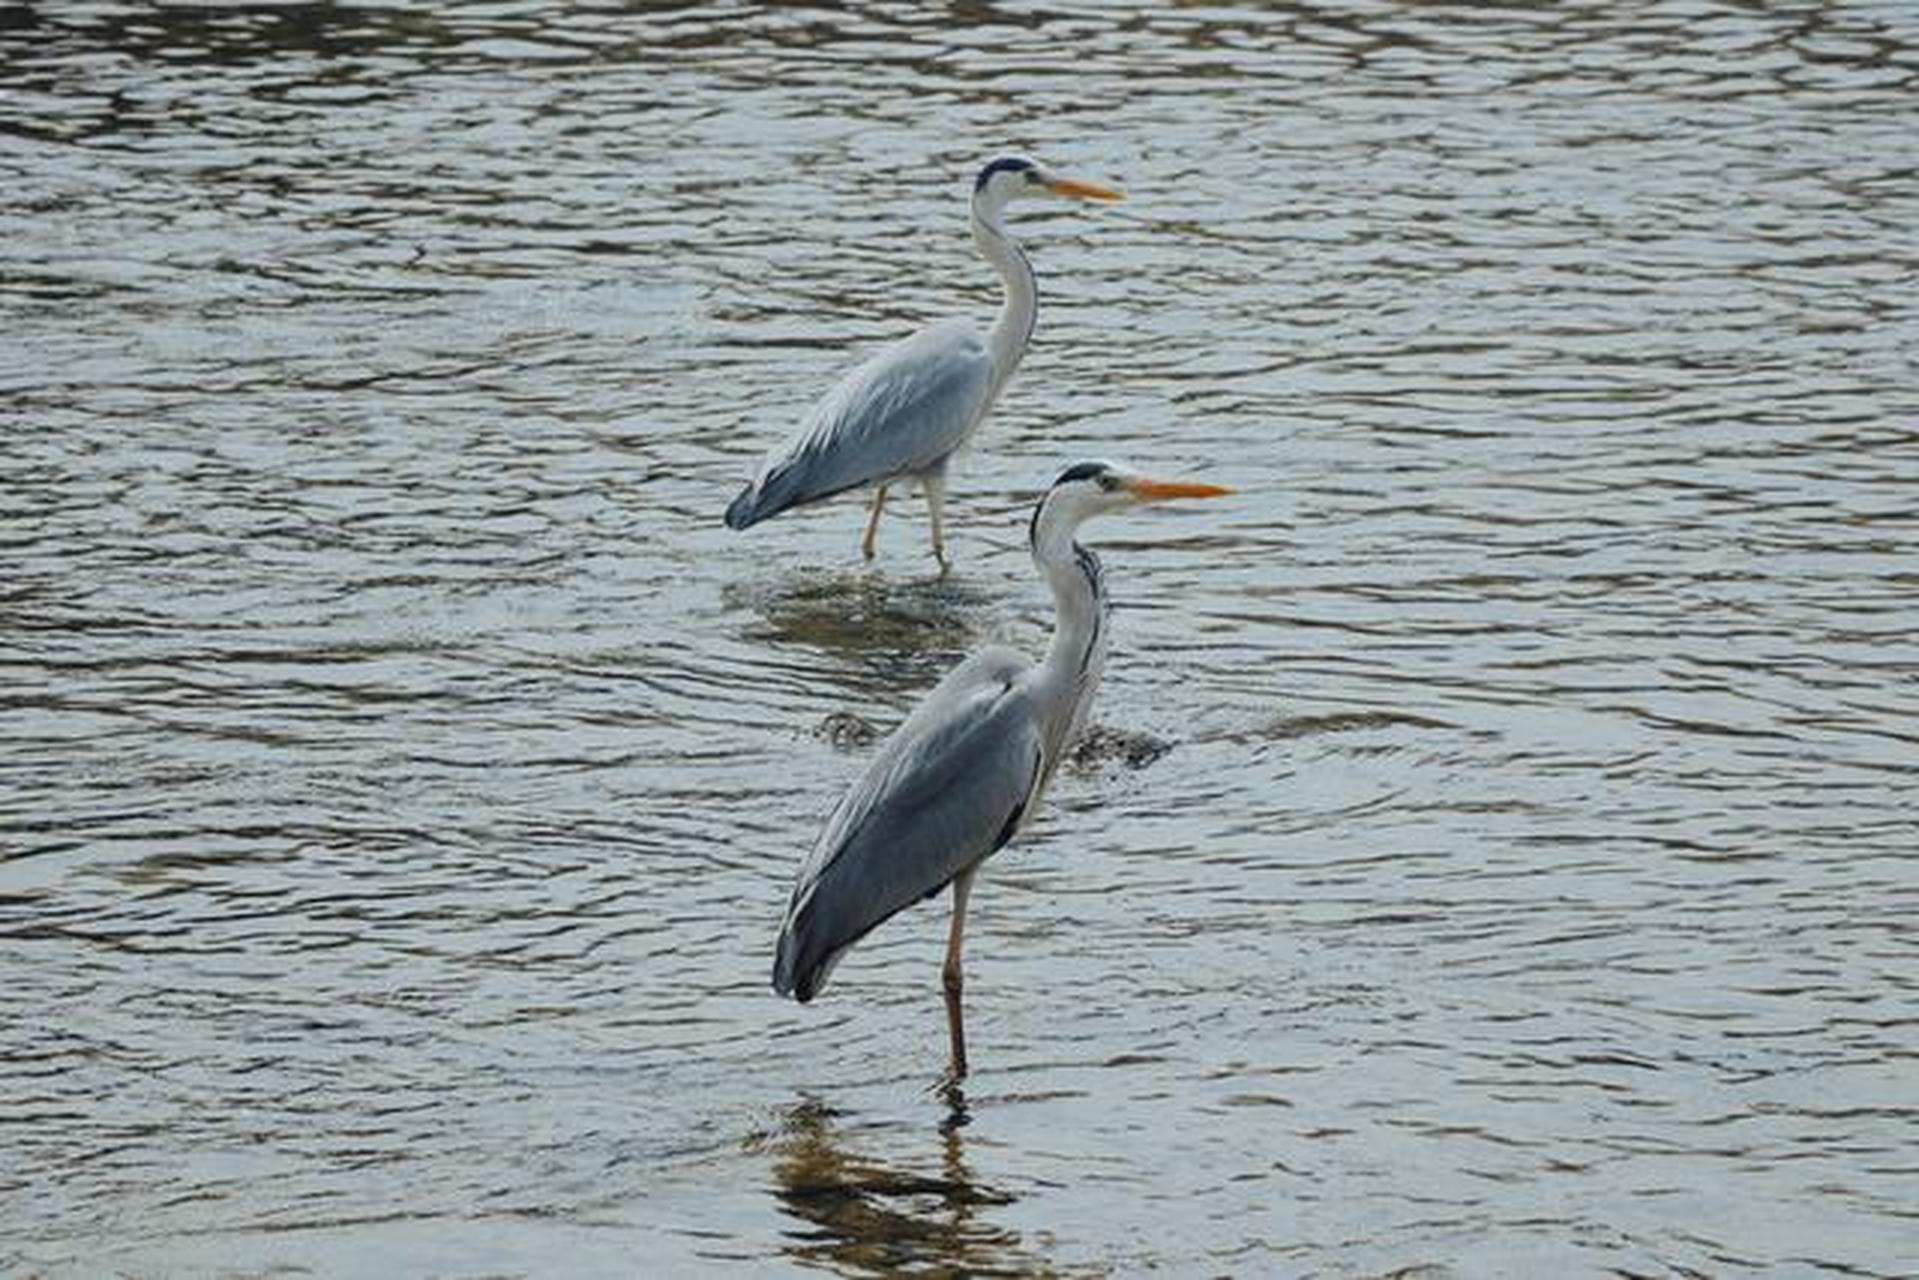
[861,484,889,560]
[923,469,950,575]
[942,866,976,1082]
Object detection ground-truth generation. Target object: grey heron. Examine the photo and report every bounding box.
[724,157,1124,571]
[772,461,1232,1080]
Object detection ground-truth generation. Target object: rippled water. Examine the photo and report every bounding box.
[5,2,1917,1275]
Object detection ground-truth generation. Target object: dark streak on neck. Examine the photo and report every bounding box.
[1074,541,1104,679]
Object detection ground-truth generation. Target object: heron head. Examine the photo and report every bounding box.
[973,156,1125,215]
[1030,460,1232,549]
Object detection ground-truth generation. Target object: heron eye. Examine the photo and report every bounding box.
[1098,473,1120,491]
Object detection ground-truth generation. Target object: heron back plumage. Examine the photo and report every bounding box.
[725,322,993,530]
[773,647,1046,1001]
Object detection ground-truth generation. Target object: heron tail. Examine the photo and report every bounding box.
[772,936,822,1003]
[724,483,766,530]
[727,456,856,531]
[772,898,845,1004]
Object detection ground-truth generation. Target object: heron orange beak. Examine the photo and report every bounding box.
[1127,477,1234,502]
[1046,175,1125,203]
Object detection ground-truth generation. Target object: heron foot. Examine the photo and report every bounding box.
[937,1078,970,1131]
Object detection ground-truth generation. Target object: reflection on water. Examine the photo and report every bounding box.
[765,1092,1042,1279]
[1063,722,1173,773]
[723,566,1011,708]
[6,0,1918,1275]
[730,570,1000,664]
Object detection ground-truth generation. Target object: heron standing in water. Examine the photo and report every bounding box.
[772,462,1232,1080]
[724,157,1124,571]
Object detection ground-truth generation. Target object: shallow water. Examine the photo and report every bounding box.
[5,2,1917,1275]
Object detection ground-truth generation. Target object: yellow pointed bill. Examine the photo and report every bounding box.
[1127,477,1234,502]
[1046,175,1125,203]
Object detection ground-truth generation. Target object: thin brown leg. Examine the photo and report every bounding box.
[861,484,889,560]
[942,867,976,1082]
[923,469,950,575]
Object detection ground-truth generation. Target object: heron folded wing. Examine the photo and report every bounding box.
[774,649,1042,1000]
[730,322,993,527]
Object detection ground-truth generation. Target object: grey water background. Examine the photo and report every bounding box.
[4,1,1917,1274]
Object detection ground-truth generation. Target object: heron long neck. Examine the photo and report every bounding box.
[1033,521,1108,755]
[973,199,1037,396]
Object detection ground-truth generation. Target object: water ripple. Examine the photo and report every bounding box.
[5,0,1918,1275]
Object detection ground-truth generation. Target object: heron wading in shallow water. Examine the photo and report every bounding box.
[772,462,1232,1081]
[724,156,1124,572]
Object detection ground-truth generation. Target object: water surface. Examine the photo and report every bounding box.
[4,2,1917,1275]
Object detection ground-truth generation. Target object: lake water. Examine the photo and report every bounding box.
[4,2,1916,1275]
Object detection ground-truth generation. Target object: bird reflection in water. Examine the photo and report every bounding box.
[766,1088,1049,1278]
[727,568,996,673]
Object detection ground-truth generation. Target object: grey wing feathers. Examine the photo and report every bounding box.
[773,649,1042,1002]
[726,321,993,530]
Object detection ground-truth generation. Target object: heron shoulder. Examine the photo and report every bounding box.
[897,643,1030,723]
[859,646,1039,799]
[892,317,988,362]
[803,319,992,441]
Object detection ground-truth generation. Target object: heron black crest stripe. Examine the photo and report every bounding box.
[974,156,1037,192]
[1053,461,1110,487]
